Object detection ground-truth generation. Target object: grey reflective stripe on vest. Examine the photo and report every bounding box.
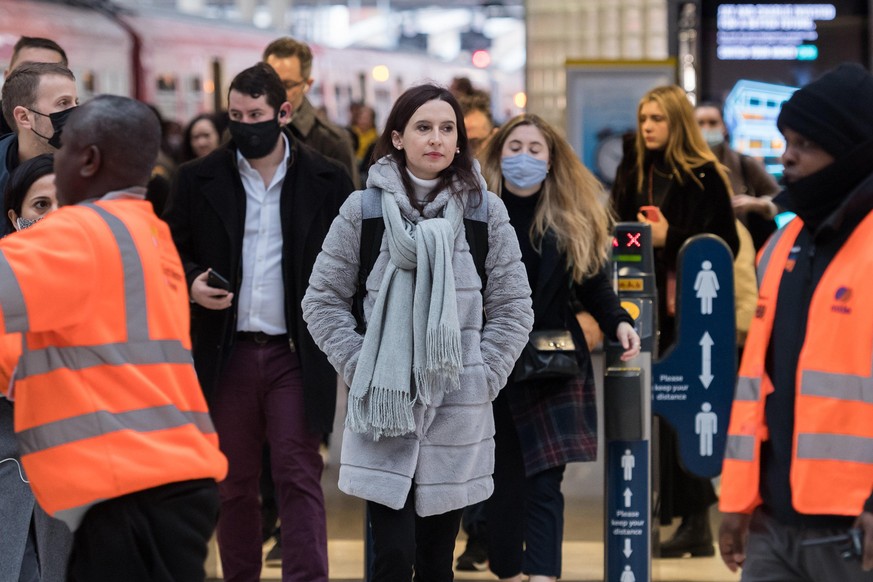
[83,203,149,340]
[801,370,873,404]
[725,434,755,461]
[796,433,873,464]
[17,405,216,455]
[735,377,761,401]
[756,223,789,282]
[0,250,29,332]
[18,339,192,378]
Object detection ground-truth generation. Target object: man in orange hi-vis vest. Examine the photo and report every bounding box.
[0,95,228,581]
[718,64,873,581]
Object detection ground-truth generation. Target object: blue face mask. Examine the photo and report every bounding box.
[501,153,548,191]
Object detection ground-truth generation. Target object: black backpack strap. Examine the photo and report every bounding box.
[463,191,489,295]
[353,189,384,332]
[464,218,489,294]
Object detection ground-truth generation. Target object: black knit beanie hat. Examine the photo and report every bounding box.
[777,63,873,158]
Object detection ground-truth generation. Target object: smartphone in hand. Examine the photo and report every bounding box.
[206,270,231,291]
[640,205,660,222]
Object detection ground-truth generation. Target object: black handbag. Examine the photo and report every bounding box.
[514,329,580,383]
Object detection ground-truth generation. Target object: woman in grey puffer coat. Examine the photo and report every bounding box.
[302,84,533,581]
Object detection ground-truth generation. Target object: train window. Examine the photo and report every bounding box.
[748,97,760,107]
[157,74,177,92]
[191,76,202,93]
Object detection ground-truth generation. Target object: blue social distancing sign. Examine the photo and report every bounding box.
[652,235,737,478]
[606,440,649,581]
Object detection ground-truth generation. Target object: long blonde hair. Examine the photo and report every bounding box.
[634,85,731,193]
[481,114,613,282]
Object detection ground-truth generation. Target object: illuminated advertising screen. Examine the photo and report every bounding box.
[699,1,869,174]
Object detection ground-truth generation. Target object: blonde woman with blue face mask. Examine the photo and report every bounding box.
[480,114,640,582]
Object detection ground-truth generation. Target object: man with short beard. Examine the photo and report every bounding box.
[164,63,352,582]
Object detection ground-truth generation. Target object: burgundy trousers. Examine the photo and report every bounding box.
[211,338,327,582]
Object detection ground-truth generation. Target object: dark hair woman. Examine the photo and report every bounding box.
[303,83,534,580]
[181,113,226,162]
[4,153,57,231]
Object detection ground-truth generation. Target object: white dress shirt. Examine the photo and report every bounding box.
[235,133,290,334]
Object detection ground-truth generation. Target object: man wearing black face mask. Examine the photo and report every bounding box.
[163,63,353,582]
[718,63,873,580]
[0,62,77,236]
[0,36,68,137]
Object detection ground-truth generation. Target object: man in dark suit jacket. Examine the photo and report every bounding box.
[163,63,353,582]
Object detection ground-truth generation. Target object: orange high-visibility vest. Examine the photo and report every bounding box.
[720,214,873,515]
[0,198,227,530]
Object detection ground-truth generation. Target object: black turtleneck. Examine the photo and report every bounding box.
[502,186,541,292]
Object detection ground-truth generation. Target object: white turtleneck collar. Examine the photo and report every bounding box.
[406,169,439,205]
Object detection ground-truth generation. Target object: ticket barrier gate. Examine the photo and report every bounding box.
[604,223,656,582]
[604,224,737,581]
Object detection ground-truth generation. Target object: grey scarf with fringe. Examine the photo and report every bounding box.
[347,188,465,440]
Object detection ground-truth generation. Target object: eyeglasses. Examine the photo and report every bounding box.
[283,79,308,91]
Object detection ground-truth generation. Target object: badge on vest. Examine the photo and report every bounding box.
[831,286,853,314]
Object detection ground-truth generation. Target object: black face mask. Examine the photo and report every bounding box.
[228,118,281,160]
[29,106,76,149]
[780,140,873,233]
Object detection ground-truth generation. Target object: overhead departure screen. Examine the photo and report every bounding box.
[700,0,869,98]
[699,0,869,174]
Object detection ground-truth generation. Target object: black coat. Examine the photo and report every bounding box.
[612,160,739,349]
[163,138,354,434]
[508,233,632,475]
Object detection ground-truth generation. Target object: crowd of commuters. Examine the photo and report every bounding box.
[0,29,871,582]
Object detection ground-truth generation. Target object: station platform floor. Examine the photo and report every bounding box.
[210,353,741,581]
[253,461,740,582]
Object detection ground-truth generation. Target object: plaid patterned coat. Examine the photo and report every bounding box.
[508,236,633,476]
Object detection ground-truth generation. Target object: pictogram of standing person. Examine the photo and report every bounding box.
[694,260,720,315]
[696,402,718,457]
